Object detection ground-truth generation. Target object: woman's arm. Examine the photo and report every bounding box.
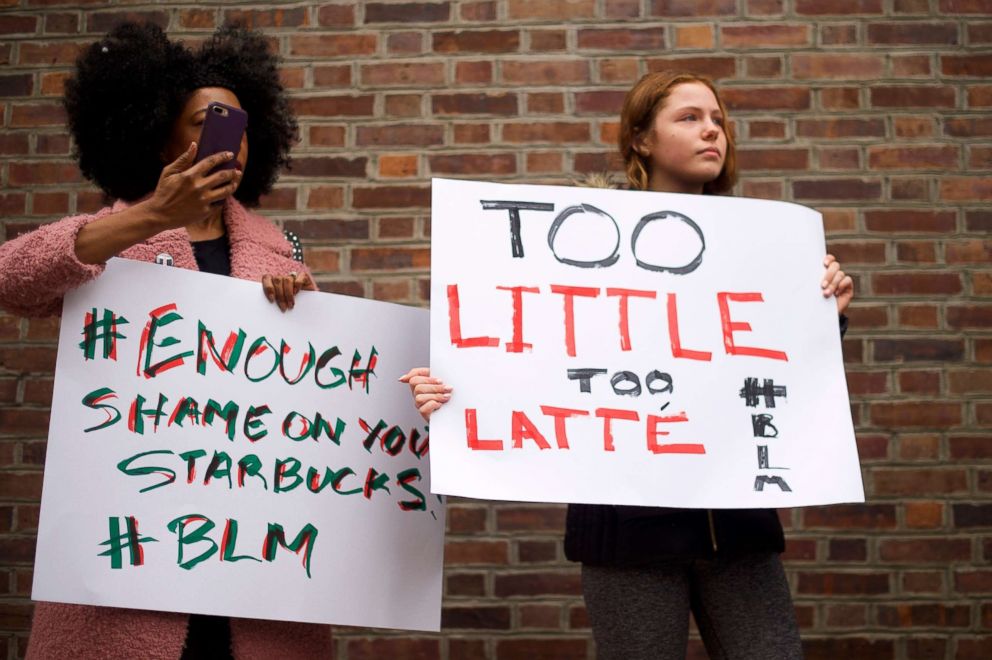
[74,144,241,264]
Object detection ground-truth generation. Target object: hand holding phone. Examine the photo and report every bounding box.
[194,101,247,172]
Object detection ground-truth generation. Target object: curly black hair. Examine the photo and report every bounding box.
[64,22,297,206]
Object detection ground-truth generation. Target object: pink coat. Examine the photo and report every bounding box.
[0,199,331,659]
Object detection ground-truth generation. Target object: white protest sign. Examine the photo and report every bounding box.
[429,178,863,508]
[33,259,444,632]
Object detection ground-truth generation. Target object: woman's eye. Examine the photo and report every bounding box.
[681,114,696,121]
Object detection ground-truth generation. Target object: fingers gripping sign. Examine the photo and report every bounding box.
[262,271,317,312]
[399,367,453,421]
[821,254,854,314]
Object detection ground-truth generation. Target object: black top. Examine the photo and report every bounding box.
[191,235,232,277]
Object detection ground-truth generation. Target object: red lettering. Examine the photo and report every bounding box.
[465,408,504,450]
[511,410,551,449]
[646,412,704,454]
[594,407,640,452]
[606,288,656,351]
[447,284,499,348]
[716,292,789,361]
[550,285,600,357]
[667,293,712,361]
[539,405,589,449]
[497,286,540,353]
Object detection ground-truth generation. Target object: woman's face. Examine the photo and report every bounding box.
[638,81,727,194]
[163,87,248,171]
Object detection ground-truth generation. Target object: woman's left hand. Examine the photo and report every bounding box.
[262,271,317,312]
[822,254,854,314]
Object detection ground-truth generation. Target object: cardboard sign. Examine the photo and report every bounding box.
[429,178,863,508]
[33,259,444,631]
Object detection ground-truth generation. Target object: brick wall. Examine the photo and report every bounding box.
[1,1,990,658]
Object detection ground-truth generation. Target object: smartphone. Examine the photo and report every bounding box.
[194,101,247,172]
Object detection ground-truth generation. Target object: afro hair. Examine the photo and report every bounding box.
[64,22,297,207]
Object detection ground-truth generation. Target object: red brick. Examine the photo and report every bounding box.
[873,469,968,495]
[646,56,737,80]
[945,117,992,137]
[874,338,964,361]
[495,571,582,597]
[871,86,956,108]
[364,2,450,22]
[0,14,37,34]
[289,34,377,57]
[577,28,665,50]
[905,501,944,528]
[501,60,589,85]
[178,8,214,29]
[445,540,509,565]
[949,436,992,459]
[290,157,366,178]
[820,24,858,45]
[651,0,737,16]
[792,54,884,79]
[461,1,497,20]
[0,74,32,97]
[737,148,808,170]
[454,61,492,86]
[803,504,896,529]
[356,124,444,147]
[893,116,935,138]
[796,118,885,138]
[796,571,890,595]
[722,87,810,110]
[433,93,517,115]
[429,153,517,175]
[879,538,971,562]
[892,55,933,77]
[442,605,511,629]
[864,210,956,233]
[529,29,568,51]
[8,161,81,186]
[898,371,940,394]
[793,179,880,201]
[868,22,959,44]
[496,639,588,660]
[828,539,868,562]
[941,177,992,200]
[528,92,565,114]
[821,87,860,109]
[360,62,444,87]
[379,154,418,178]
[292,95,374,117]
[722,24,810,47]
[508,0,596,19]
[948,305,992,329]
[795,0,882,13]
[870,402,962,428]
[433,30,520,53]
[502,122,590,143]
[868,146,958,170]
[316,4,355,26]
[86,10,167,33]
[496,506,566,531]
[222,6,308,28]
[347,639,440,660]
[942,54,992,76]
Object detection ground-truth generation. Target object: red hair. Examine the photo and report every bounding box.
[619,71,737,194]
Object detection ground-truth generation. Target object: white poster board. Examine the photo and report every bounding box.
[32,259,444,632]
[429,178,863,508]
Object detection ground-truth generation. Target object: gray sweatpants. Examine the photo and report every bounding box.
[582,552,803,660]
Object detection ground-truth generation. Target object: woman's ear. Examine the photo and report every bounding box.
[634,132,651,157]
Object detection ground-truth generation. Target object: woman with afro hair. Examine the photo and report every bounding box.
[0,22,330,659]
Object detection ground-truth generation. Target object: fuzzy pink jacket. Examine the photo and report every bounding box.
[0,199,330,659]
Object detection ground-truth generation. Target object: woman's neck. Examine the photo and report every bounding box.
[648,170,704,195]
[186,206,225,241]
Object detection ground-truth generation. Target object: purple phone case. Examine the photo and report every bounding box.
[194,101,247,171]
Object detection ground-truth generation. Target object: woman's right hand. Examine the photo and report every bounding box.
[145,142,243,230]
[399,367,452,421]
